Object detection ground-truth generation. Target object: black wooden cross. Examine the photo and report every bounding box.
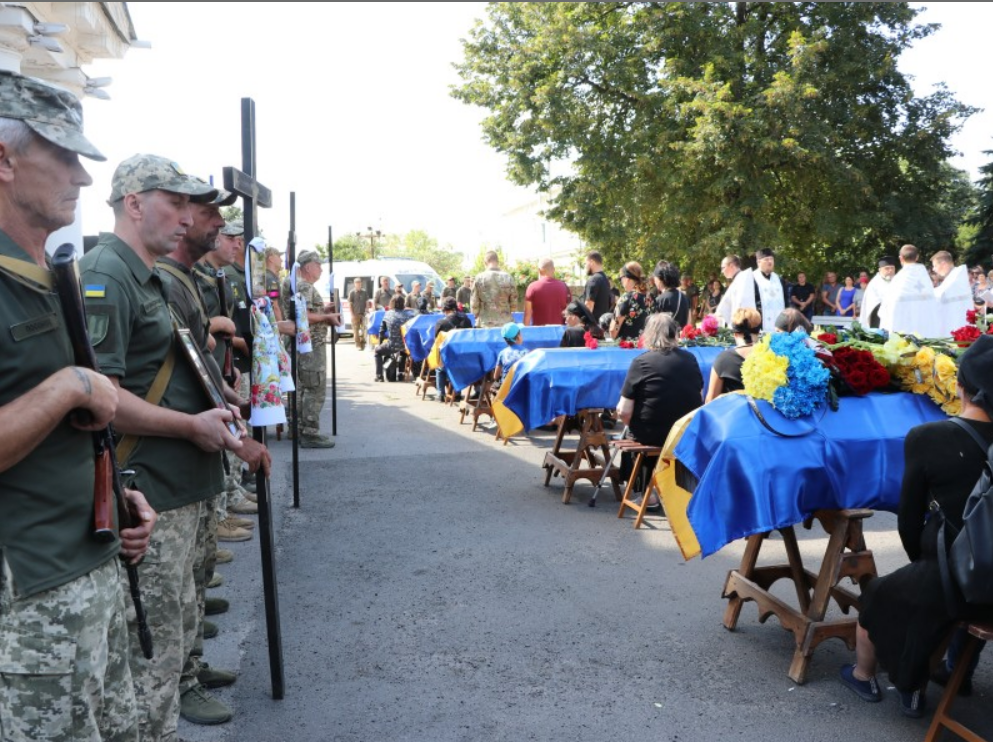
[286,191,300,509]
[222,97,285,700]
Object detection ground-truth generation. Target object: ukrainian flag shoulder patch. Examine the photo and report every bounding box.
[84,285,106,298]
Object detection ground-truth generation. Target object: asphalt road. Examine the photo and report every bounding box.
[180,341,992,742]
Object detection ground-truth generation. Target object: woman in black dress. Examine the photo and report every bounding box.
[840,335,993,717]
[614,313,703,506]
[650,260,689,327]
[611,262,650,342]
[704,308,760,403]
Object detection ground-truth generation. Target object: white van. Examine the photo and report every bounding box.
[316,258,445,334]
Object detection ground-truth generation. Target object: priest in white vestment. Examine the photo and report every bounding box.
[714,254,744,326]
[715,248,786,335]
[931,250,973,336]
[878,244,942,338]
[858,256,896,328]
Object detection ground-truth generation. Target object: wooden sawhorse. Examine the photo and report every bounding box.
[542,409,622,504]
[721,508,878,684]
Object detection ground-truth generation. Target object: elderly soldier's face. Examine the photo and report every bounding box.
[186,203,225,257]
[133,189,193,258]
[5,135,92,232]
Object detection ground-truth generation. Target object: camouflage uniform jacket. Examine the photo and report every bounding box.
[471,268,517,326]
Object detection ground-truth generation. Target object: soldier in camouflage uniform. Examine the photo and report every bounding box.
[471,250,518,327]
[280,250,340,448]
[0,70,156,742]
[81,154,270,740]
[347,277,369,350]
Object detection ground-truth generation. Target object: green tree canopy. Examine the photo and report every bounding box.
[380,230,465,278]
[452,2,976,274]
[965,148,993,269]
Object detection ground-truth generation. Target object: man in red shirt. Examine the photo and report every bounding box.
[524,258,572,325]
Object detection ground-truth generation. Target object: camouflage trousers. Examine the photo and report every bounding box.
[125,501,201,742]
[0,556,138,742]
[297,345,327,437]
[179,496,219,694]
[215,450,248,520]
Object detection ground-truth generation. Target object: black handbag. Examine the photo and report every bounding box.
[935,417,993,611]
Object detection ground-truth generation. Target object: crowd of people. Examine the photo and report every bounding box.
[0,69,344,742]
[3,64,990,742]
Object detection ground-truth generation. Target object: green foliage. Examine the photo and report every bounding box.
[220,205,242,223]
[468,246,507,275]
[452,2,976,274]
[380,230,465,278]
[965,149,993,269]
[318,233,367,262]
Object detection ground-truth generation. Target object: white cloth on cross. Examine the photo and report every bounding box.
[878,263,942,338]
[934,264,973,337]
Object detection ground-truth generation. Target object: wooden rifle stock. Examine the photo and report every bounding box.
[215,269,236,386]
[92,447,115,542]
[50,243,154,659]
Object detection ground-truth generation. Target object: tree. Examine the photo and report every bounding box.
[452,2,976,273]
[380,230,465,278]
[316,233,366,262]
[965,148,993,269]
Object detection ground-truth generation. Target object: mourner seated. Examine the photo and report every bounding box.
[375,294,414,382]
[840,335,993,717]
[560,301,599,348]
[704,308,761,403]
[615,313,704,507]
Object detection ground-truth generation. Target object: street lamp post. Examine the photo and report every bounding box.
[356,226,383,260]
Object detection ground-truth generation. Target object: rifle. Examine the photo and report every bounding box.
[50,243,154,660]
[215,269,236,386]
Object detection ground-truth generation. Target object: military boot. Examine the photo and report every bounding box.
[229,499,258,516]
[205,597,229,616]
[179,684,232,725]
[224,513,255,529]
[197,662,237,689]
[203,620,218,639]
[217,520,252,542]
[214,549,234,564]
[299,433,335,449]
[207,572,223,589]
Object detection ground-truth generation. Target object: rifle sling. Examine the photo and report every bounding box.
[0,255,53,293]
[116,344,176,467]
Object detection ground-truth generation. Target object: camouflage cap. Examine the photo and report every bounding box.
[220,218,243,236]
[0,70,105,161]
[297,249,320,266]
[108,154,218,204]
[209,187,237,207]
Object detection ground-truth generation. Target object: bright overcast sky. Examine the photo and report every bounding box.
[77,2,993,256]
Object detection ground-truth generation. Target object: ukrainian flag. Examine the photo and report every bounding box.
[84,284,105,298]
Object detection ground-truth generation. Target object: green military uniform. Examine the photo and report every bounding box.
[281,271,332,444]
[0,230,138,742]
[81,232,223,742]
[156,256,230,703]
[224,262,252,377]
[373,286,394,310]
[471,267,518,327]
[456,285,472,308]
[347,286,369,350]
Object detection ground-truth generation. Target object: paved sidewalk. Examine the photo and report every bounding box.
[181,342,992,742]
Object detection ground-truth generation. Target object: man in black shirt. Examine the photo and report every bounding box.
[789,272,816,320]
[583,250,613,319]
